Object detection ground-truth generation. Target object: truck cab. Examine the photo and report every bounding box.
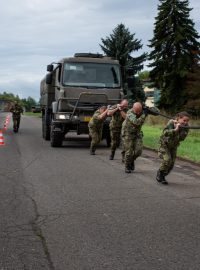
[40,53,123,147]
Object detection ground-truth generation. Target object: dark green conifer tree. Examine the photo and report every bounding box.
[184,62,200,116]
[148,0,200,112]
[100,23,146,100]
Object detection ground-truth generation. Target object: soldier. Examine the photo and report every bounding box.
[107,99,129,160]
[157,111,190,185]
[88,106,108,155]
[121,102,147,173]
[10,101,23,132]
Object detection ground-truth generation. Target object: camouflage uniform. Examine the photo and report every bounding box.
[109,104,126,152]
[121,109,146,169]
[10,103,23,132]
[88,109,104,153]
[158,120,189,175]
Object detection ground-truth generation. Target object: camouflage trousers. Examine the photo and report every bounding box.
[89,127,102,149]
[158,145,177,175]
[110,128,121,151]
[122,133,143,166]
[12,116,21,130]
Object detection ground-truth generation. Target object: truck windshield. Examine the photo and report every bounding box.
[63,62,121,88]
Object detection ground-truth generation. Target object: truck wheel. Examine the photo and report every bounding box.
[50,132,63,147]
[43,123,50,140]
[42,116,50,140]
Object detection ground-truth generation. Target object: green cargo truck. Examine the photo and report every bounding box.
[40,53,124,147]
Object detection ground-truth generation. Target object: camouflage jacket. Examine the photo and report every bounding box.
[10,105,23,117]
[109,104,127,130]
[121,109,146,136]
[159,120,189,148]
[88,110,104,131]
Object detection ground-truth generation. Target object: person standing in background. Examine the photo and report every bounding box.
[10,101,23,133]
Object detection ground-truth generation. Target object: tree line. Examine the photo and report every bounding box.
[0,92,37,112]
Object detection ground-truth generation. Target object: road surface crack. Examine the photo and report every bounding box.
[29,196,56,270]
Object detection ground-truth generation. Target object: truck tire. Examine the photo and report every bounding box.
[42,116,50,140]
[42,110,51,140]
[50,131,63,147]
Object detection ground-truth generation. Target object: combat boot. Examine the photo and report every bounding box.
[156,170,168,185]
[130,160,135,171]
[90,146,96,155]
[125,165,131,173]
[109,150,115,160]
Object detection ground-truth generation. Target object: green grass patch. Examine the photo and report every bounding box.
[24,112,42,118]
[142,124,200,163]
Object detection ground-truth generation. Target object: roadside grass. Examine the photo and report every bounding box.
[24,112,42,118]
[142,120,200,163]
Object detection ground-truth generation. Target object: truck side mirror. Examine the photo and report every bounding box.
[46,73,53,84]
[47,64,54,72]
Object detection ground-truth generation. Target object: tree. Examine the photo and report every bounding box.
[0,92,23,111]
[184,62,200,116]
[138,70,150,81]
[21,96,37,111]
[0,92,16,102]
[148,0,200,112]
[126,77,146,105]
[100,23,147,103]
[100,23,147,98]
[0,91,38,111]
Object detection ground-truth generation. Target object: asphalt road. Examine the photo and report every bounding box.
[0,113,200,270]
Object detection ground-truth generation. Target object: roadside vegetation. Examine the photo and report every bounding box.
[0,92,38,112]
[24,112,41,118]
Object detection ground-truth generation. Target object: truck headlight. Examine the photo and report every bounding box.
[55,113,70,120]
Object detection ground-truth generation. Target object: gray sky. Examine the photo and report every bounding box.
[0,0,199,101]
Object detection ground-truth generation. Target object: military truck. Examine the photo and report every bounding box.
[40,53,124,147]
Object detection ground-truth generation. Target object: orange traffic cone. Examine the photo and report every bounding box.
[0,130,5,146]
[4,118,9,130]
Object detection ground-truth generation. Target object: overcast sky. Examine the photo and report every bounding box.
[0,0,199,101]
